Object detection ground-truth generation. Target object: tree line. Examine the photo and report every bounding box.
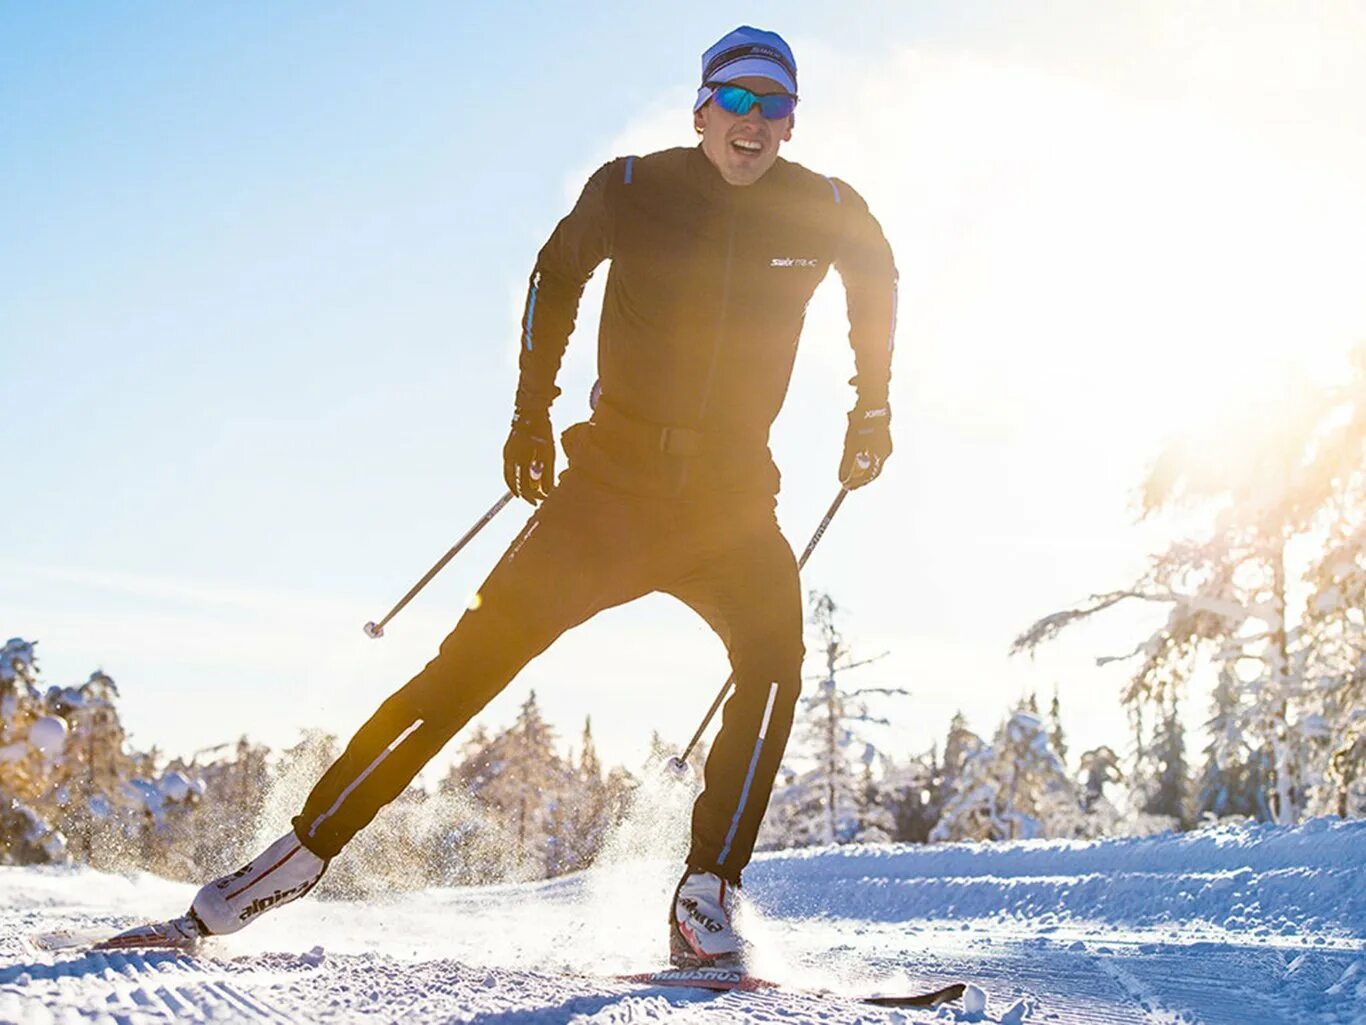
[3,345,1361,877]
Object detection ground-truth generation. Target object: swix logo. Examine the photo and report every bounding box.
[680,897,724,934]
[238,882,313,922]
[770,257,819,268]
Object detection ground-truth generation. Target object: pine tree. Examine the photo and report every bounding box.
[43,670,146,867]
[773,591,908,846]
[1075,745,1123,837]
[555,716,627,873]
[932,712,982,820]
[1141,696,1191,828]
[881,751,939,843]
[454,691,575,876]
[1048,688,1068,766]
[855,758,895,842]
[931,708,1083,842]
[579,716,601,783]
[1195,668,1262,821]
[1078,746,1122,812]
[941,713,979,781]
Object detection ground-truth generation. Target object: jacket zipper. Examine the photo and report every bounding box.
[695,195,738,426]
[679,195,737,496]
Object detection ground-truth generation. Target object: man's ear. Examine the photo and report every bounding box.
[781,114,794,142]
[693,106,707,136]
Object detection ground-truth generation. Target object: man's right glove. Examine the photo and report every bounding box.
[839,403,893,490]
[503,410,556,504]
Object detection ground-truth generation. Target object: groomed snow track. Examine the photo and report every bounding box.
[2,821,1363,1024]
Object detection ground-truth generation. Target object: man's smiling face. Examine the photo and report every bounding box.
[694,75,795,186]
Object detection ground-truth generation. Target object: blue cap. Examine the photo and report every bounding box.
[693,26,798,112]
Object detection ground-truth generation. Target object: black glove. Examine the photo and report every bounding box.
[839,403,892,489]
[503,410,556,504]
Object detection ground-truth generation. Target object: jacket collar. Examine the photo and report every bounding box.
[689,143,784,200]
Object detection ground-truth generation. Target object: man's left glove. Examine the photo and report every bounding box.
[839,403,893,490]
[503,410,556,504]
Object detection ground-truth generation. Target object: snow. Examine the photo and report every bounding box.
[26,715,67,756]
[1,820,1363,1023]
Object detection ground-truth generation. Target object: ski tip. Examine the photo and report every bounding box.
[864,981,968,1007]
[25,929,113,954]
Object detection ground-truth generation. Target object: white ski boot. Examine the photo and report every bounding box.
[189,829,327,935]
[669,868,743,968]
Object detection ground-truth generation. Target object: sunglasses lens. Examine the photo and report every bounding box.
[758,94,797,119]
[713,85,755,116]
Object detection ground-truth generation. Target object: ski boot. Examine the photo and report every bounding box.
[669,867,743,969]
[189,828,327,935]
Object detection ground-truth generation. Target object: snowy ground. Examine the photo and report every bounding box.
[1,819,1363,1024]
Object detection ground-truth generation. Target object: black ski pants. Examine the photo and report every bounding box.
[293,466,803,883]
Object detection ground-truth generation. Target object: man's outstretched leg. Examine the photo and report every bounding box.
[177,473,655,938]
[663,501,804,968]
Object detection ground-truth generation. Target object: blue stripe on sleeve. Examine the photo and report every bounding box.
[522,273,540,352]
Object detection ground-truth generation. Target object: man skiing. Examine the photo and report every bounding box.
[138,26,897,969]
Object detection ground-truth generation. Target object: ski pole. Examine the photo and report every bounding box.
[665,485,851,777]
[363,491,515,638]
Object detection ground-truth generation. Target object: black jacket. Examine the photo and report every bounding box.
[517,144,897,492]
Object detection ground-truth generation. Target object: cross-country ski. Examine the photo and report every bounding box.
[611,967,968,1007]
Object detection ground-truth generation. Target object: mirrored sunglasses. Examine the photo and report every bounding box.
[706,83,798,120]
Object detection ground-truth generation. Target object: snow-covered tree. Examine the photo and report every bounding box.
[42,670,149,866]
[1074,745,1124,836]
[940,713,981,782]
[1048,688,1068,766]
[931,709,1083,842]
[1194,668,1269,821]
[0,638,67,862]
[881,751,939,843]
[762,591,908,848]
[930,712,983,826]
[1078,745,1122,812]
[855,759,896,842]
[1014,348,1366,825]
[1133,697,1191,829]
[453,691,578,876]
[1297,424,1366,817]
[554,717,632,873]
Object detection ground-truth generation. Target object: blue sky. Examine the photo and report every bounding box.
[4,3,1365,777]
